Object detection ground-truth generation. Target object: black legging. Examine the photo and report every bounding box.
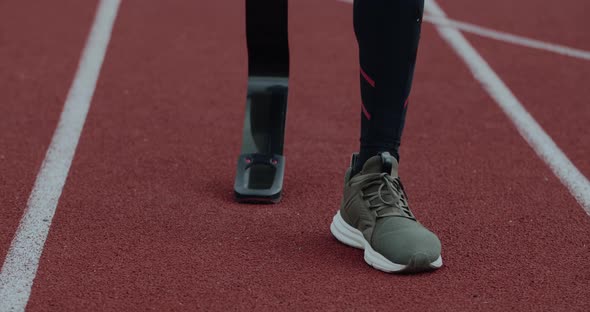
[353,0,424,172]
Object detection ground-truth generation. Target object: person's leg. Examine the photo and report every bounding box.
[330,0,442,274]
[352,0,424,174]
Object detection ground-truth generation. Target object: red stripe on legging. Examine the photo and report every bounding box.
[361,101,371,120]
[360,67,375,87]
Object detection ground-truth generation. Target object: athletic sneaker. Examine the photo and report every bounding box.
[330,152,442,273]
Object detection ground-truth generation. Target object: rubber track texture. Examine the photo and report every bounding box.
[4,0,589,311]
[0,0,98,264]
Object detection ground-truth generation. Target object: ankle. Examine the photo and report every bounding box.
[352,150,399,175]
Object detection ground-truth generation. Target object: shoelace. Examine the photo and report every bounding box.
[354,172,415,219]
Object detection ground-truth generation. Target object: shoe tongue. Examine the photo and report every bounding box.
[360,153,403,214]
[361,153,399,178]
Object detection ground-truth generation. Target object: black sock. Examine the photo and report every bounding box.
[352,0,424,174]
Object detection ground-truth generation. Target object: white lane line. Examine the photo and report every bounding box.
[338,0,590,61]
[425,0,590,213]
[423,15,590,61]
[0,0,121,311]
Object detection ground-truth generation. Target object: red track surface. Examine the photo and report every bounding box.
[0,0,97,263]
[2,0,590,310]
[442,0,590,178]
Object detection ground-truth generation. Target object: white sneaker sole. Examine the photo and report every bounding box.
[330,211,443,273]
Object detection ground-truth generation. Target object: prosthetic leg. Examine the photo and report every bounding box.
[234,0,289,203]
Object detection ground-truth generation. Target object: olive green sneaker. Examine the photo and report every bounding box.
[330,152,442,273]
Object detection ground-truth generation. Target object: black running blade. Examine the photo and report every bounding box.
[234,77,288,203]
[234,0,289,204]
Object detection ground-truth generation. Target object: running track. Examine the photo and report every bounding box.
[1,0,589,311]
